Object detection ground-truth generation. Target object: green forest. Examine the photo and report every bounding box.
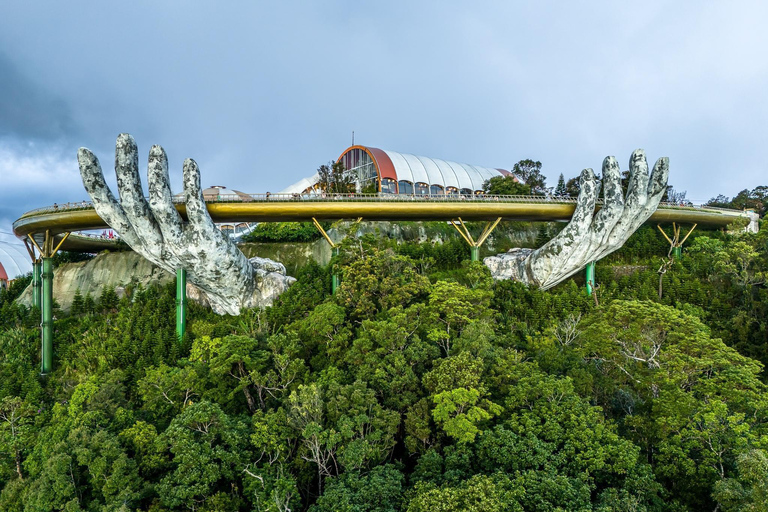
[0,220,767,511]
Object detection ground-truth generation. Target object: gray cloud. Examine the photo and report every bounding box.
[0,52,77,141]
[1,0,766,237]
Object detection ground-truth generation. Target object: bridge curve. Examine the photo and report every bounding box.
[13,194,753,253]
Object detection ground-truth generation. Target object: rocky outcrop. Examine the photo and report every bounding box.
[17,251,173,311]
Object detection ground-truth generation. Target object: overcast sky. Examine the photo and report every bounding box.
[2,1,767,275]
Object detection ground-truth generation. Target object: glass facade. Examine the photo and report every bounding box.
[398,181,414,194]
[430,185,444,195]
[381,178,397,194]
[338,148,378,192]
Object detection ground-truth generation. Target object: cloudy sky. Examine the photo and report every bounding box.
[2,1,767,275]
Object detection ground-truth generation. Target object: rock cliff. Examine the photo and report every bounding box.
[17,250,172,311]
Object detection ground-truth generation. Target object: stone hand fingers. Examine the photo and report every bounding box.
[113,134,164,256]
[182,158,218,238]
[648,157,669,201]
[593,156,624,233]
[529,168,597,287]
[623,149,650,213]
[147,145,184,245]
[622,156,669,234]
[78,147,143,250]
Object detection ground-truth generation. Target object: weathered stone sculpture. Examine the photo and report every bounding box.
[484,150,669,289]
[78,134,294,315]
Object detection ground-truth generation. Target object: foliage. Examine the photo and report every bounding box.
[554,173,567,196]
[242,222,327,243]
[511,158,547,195]
[1,213,768,510]
[51,250,95,267]
[481,176,531,196]
[708,185,768,216]
[317,160,355,194]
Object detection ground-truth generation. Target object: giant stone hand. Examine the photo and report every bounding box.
[484,150,669,289]
[78,133,295,315]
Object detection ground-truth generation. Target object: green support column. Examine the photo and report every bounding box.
[331,248,340,294]
[176,268,187,339]
[32,260,42,310]
[585,261,596,296]
[40,257,53,375]
[673,246,682,259]
[470,246,479,262]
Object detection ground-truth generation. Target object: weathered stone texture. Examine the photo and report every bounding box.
[78,134,294,315]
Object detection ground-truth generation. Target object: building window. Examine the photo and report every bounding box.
[381,178,397,194]
[430,185,444,195]
[415,183,429,196]
[460,188,473,196]
[398,181,414,194]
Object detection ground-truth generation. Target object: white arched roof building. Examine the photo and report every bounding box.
[0,239,32,279]
[281,145,512,195]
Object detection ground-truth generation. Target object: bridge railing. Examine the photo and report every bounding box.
[18,194,747,218]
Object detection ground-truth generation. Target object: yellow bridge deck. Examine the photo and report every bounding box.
[13,195,748,252]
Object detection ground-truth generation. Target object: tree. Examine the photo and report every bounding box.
[0,397,33,480]
[662,186,691,205]
[431,387,501,444]
[715,240,766,288]
[138,364,199,421]
[407,473,517,512]
[481,176,530,196]
[190,334,268,413]
[310,464,404,512]
[424,281,494,356]
[83,291,96,314]
[511,159,547,195]
[157,401,250,510]
[554,173,566,196]
[707,194,732,208]
[712,449,768,512]
[98,286,119,312]
[565,176,580,197]
[317,160,355,194]
[70,288,84,316]
[577,300,768,509]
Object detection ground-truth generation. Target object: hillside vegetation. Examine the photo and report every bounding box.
[0,223,766,511]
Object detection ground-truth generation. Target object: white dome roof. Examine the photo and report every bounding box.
[0,238,32,279]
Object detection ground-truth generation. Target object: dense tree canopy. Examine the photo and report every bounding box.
[0,214,766,510]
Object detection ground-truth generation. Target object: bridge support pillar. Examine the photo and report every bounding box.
[331,248,340,293]
[451,217,502,263]
[585,261,596,296]
[26,231,69,375]
[176,268,187,339]
[32,260,42,309]
[312,217,341,294]
[658,223,696,259]
[23,239,42,310]
[41,257,53,374]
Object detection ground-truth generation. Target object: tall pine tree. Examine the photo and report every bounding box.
[555,173,567,196]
